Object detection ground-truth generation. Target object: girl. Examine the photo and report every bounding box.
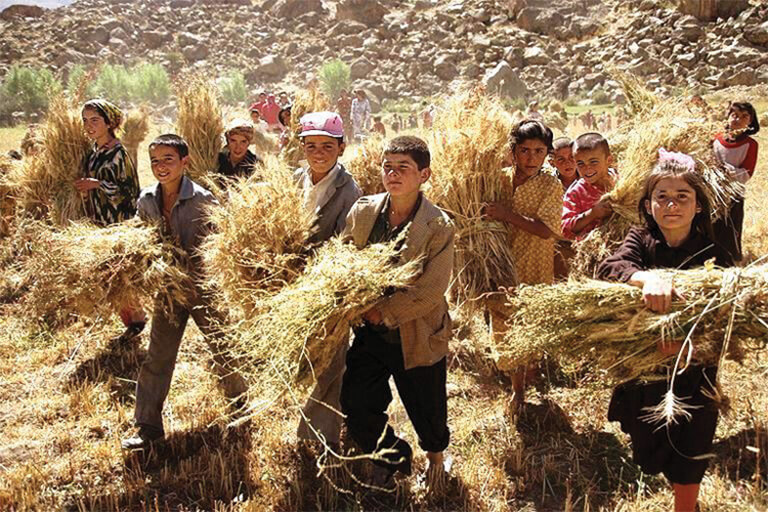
[217,119,263,183]
[75,98,145,341]
[483,119,564,408]
[712,101,760,261]
[350,89,371,143]
[597,150,734,512]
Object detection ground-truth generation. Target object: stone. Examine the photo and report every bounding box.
[678,0,749,21]
[719,68,755,87]
[433,54,458,81]
[271,0,324,18]
[143,30,172,50]
[181,44,209,62]
[177,31,204,48]
[336,0,388,27]
[523,46,548,65]
[482,61,528,99]
[256,54,287,77]
[0,4,45,20]
[84,26,110,45]
[350,56,375,80]
[677,52,698,68]
[745,21,768,46]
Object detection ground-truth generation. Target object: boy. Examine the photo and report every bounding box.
[122,134,247,450]
[340,135,455,486]
[549,136,578,191]
[217,119,263,184]
[561,132,618,240]
[294,111,362,446]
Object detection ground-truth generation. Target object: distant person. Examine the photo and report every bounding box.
[261,94,281,131]
[278,104,292,151]
[277,91,291,107]
[351,89,371,141]
[372,116,386,137]
[249,106,269,132]
[337,89,353,138]
[420,101,434,129]
[526,101,543,122]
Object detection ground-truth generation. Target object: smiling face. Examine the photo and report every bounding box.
[149,144,187,190]
[728,106,752,132]
[82,107,110,142]
[513,138,548,178]
[550,146,577,180]
[302,135,345,176]
[226,133,250,162]
[574,147,613,187]
[381,152,429,197]
[646,177,699,235]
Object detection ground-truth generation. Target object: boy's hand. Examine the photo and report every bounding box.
[74,178,101,192]
[641,274,681,313]
[591,200,612,220]
[363,307,383,325]
[482,202,509,222]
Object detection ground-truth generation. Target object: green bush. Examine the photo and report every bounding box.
[0,65,62,115]
[132,62,171,104]
[218,69,248,105]
[318,59,350,101]
[66,64,96,98]
[590,88,612,105]
[91,64,133,103]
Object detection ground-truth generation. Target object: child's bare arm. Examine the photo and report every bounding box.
[570,200,612,236]
[628,271,680,313]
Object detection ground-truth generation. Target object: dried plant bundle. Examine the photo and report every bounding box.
[120,107,150,166]
[280,85,330,168]
[231,238,421,402]
[497,263,768,384]
[202,155,312,314]
[343,134,386,196]
[176,77,223,192]
[16,218,190,324]
[428,88,517,308]
[0,156,17,236]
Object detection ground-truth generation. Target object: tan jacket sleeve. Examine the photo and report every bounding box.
[376,220,455,326]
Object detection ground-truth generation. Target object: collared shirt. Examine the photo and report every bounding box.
[301,163,342,214]
[83,139,140,226]
[561,168,619,240]
[367,193,423,246]
[217,149,262,182]
[137,175,217,275]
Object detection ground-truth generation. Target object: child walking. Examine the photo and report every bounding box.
[75,98,145,341]
[712,101,760,261]
[597,150,733,512]
[340,135,455,486]
[122,135,247,450]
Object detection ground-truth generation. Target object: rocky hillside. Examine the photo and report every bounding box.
[0,0,766,104]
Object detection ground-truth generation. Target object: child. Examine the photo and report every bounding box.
[75,99,145,341]
[294,111,362,446]
[340,135,455,485]
[372,116,387,137]
[351,89,371,142]
[597,150,733,512]
[561,132,618,240]
[122,134,247,450]
[712,101,760,261]
[278,105,292,151]
[217,119,263,183]
[483,119,564,407]
[550,136,578,191]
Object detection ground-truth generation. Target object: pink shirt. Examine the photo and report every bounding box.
[561,169,618,240]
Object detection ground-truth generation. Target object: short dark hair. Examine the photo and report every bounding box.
[573,132,611,156]
[149,134,189,159]
[728,101,760,136]
[552,136,573,152]
[300,135,344,145]
[509,119,553,151]
[383,135,430,170]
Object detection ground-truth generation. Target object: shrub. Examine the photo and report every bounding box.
[218,69,248,106]
[0,65,62,115]
[132,62,171,104]
[318,59,350,101]
[91,64,133,103]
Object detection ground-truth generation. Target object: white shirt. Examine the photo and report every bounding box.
[301,163,341,214]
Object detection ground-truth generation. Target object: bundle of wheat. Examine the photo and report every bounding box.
[427,88,517,309]
[121,107,150,167]
[342,134,386,196]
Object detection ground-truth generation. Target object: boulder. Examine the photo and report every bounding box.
[84,26,110,45]
[482,61,528,99]
[0,5,45,20]
[181,44,209,62]
[256,54,287,77]
[350,56,375,79]
[177,31,204,47]
[143,30,172,49]
[677,51,698,68]
[516,7,564,36]
[336,0,388,27]
[433,54,458,81]
[745,21,768,46]
[271,0,324,18]
[169,0,195,7]
[677,0,749,21]
[523,46,549,65]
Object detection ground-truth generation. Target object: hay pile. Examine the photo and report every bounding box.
[343,134,386,196]
[121,107,150,167]
[428,88,517,308]
[280,85,330,168]
[230,237,421,401]
[176,78,223,192]
[16,218,190,325]
[0,156,17,237]
[202,156,312,314]
[497,263,768,383]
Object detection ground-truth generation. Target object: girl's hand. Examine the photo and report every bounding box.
[482,202,509,222]
[74,178,101,192]
[641,274,681,313]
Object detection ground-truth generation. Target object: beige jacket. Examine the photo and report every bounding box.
[342,193,455,370]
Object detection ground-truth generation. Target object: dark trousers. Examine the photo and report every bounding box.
[713,197,744,261]
[134,288,246,432]
[340,324,449,475]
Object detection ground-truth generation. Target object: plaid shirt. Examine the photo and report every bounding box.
[342,192,455,370]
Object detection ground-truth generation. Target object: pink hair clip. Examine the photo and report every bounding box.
[658,148,696,172]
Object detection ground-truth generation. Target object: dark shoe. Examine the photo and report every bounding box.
[121,425,163,450]
[117,322,146,344]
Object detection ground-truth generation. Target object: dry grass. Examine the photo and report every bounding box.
[280,85,330,168]
[342,133,387,196]
[176,77,223,193]
[428,88,517,309]
[0,156,17,237]
[202,155,311,315]
[120,107,150,168]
